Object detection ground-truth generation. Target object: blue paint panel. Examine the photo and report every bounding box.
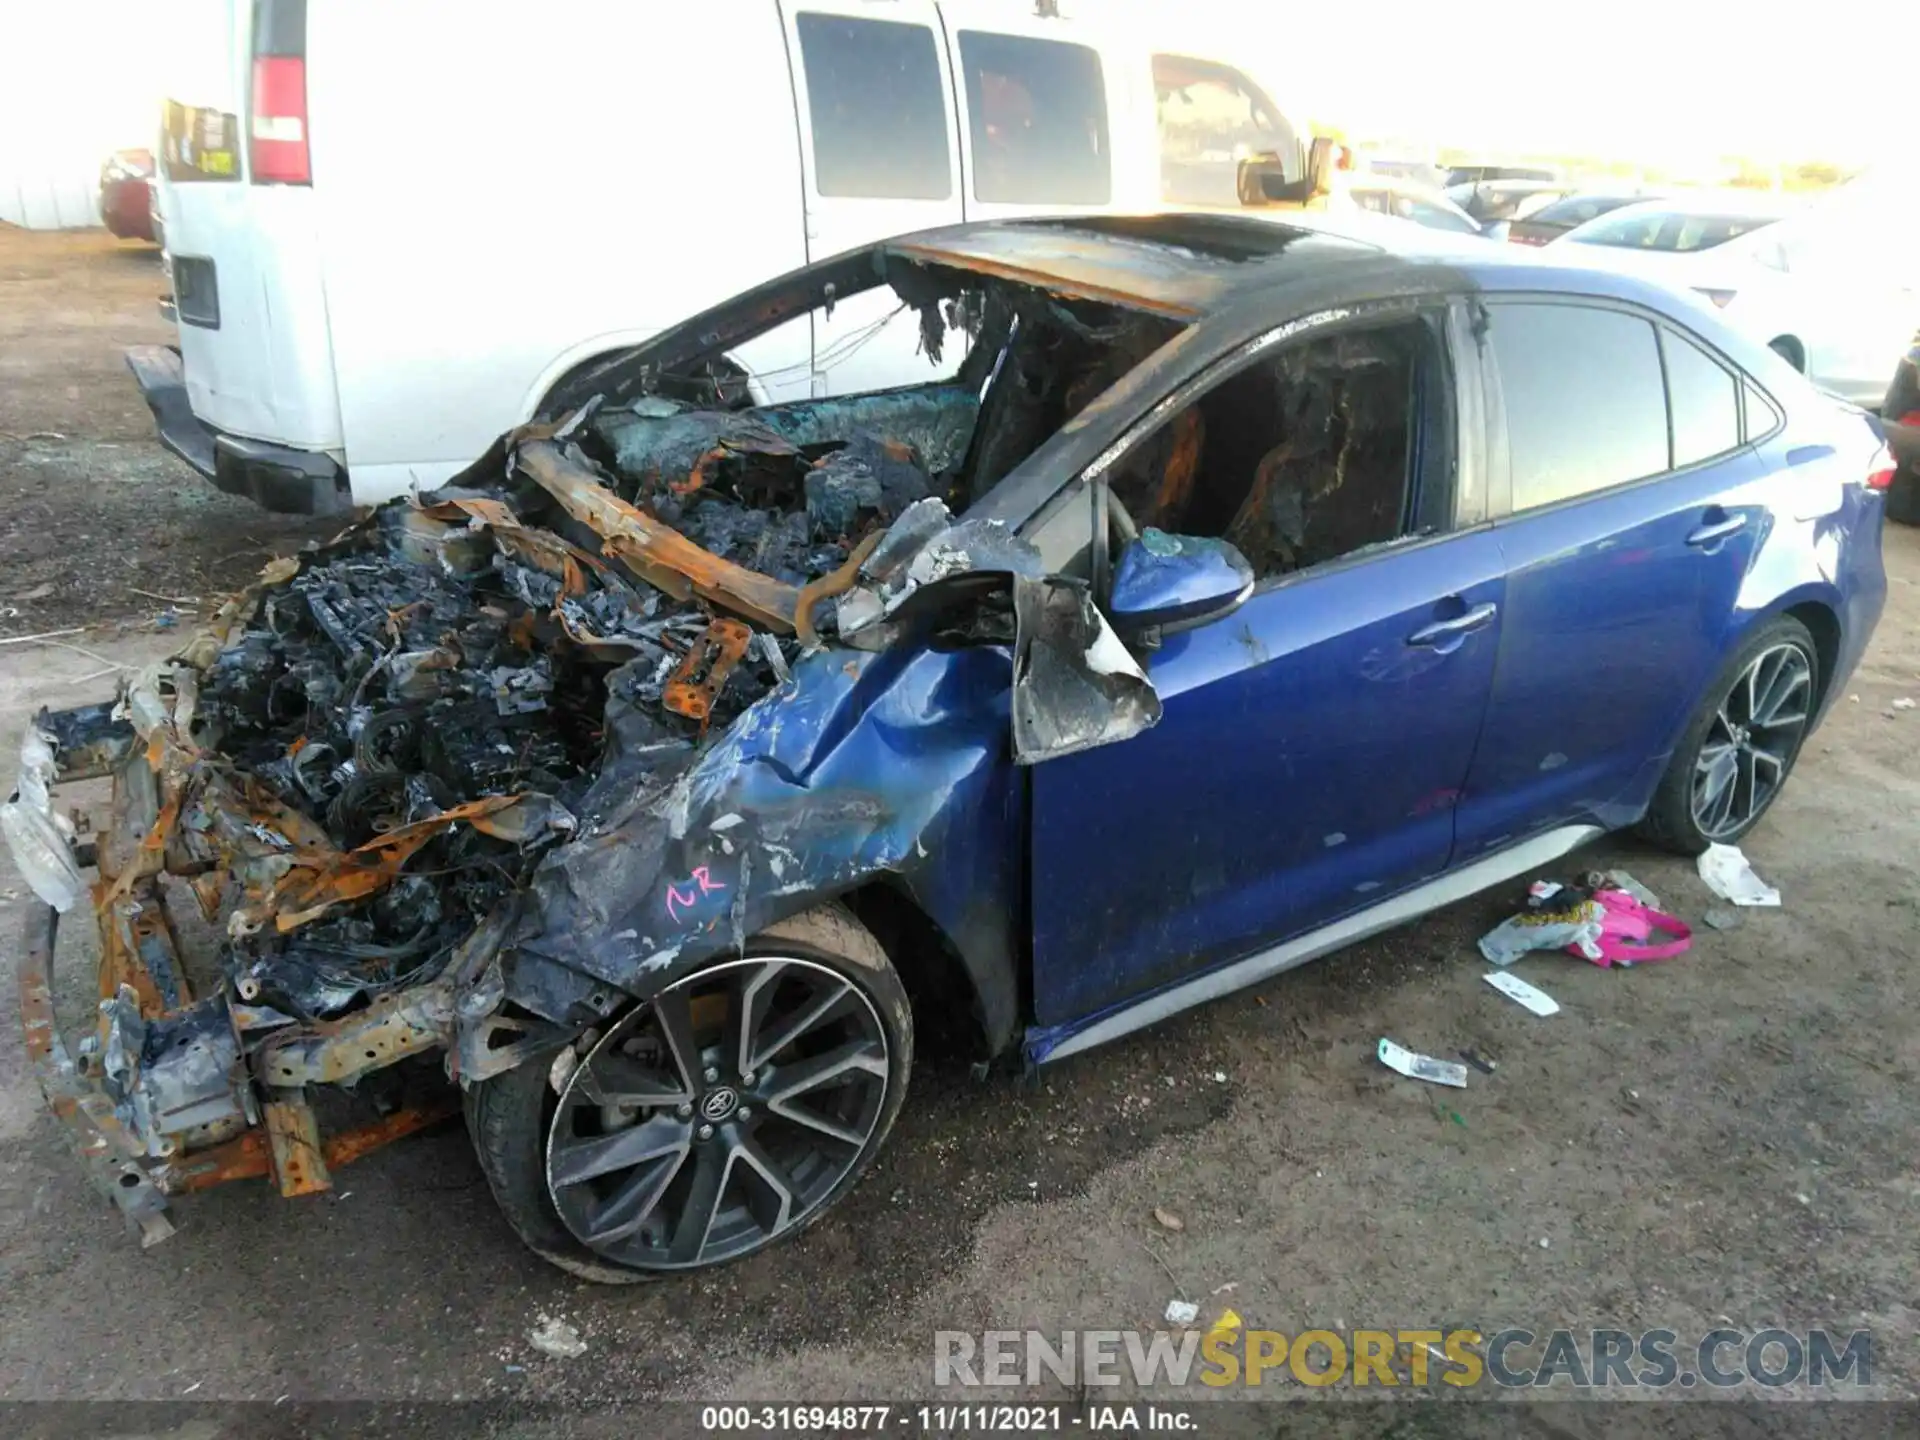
[1456,449,1770,855]
[1027,527,1506,1026]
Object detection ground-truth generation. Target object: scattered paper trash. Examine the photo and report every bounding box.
[1378,1038,1468,1088]
[528,1316,588,1359]
[1893,698,1916,711]
[1479,891,1605,965]
[1483,971,1561,1016]
[1697,843,1780,907]
[1153,1206,1185,1233]
[1165,1299,1200,1326]
[1592,868,1660,909]
[1207,1308,1243,1341]
[1702,906,1744,932]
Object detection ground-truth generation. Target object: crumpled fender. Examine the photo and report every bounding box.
[459,632,1025,1067]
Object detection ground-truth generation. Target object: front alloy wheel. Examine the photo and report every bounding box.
[546,955,892,1270]
[465,902,910,1281]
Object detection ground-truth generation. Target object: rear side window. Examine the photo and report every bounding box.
[1152,54,1297,207]
[959,31,1109,204]
[1488,303,1668,510]
[797,14,952,200]
[1662,329,1741,467]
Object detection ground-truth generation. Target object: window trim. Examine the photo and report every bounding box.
[1657,324,1746,474]
[1055,296,1470,606]
[1478,292,1780,521]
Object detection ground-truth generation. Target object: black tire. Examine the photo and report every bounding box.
[464,902,912,1282]
[1886,463,1920,527]
[1637,616,1819,855]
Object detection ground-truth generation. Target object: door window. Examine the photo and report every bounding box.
[1487,303,1668,510]
[1103,319,1438,581]
[956,31,1109,205]
[1152,54,1296,207]
[796,13,952,200]
[1662,328,1741,468]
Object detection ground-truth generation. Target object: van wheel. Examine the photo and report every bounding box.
[465,903,911,1281]
[1637,616,1818,855]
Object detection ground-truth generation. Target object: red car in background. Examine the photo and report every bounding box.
[99,149,158,242]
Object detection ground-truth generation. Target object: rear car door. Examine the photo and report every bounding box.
[1452,299,1765,860]
[1027,304,1506,1028]
[781,2,966,398]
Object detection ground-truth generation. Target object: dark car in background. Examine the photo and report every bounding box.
[1883,332,1920,523]
[98,149,157,243]
[1506,192,1655,246]
[1444,163,1560,188]
[1445,178,1574,233]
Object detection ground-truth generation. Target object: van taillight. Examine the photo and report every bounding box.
[250,56,309,184]
[1866,442,1896,491]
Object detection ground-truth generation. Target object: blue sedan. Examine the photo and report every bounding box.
[14,213,1888,1276]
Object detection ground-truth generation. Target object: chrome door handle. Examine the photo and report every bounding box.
[1687,514,1747,547]
[1408,602,1498,647]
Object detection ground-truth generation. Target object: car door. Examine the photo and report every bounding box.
[1027,304,1506,1028]
[1452,298,1765,861]
[780,2,966,399]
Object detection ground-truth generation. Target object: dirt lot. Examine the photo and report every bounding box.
[2,225,1917,1430]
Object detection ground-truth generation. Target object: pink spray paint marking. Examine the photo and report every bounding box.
[665,865,727,924]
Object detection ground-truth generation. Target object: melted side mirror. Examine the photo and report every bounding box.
[1107,529,1254,637]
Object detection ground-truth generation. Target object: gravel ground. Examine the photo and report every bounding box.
[1,225,1917,1436]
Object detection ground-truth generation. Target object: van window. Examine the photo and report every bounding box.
[1488,303,1668,511]
[796,14,952,200]
[1152,54,1297,207]
[957,31,1110,205]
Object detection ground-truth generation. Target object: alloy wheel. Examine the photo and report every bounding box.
[1690,641,1813,841]
[545,956,891,1271]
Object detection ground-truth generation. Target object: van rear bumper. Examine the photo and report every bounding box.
[125,345,354,516]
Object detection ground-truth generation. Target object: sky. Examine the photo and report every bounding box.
[0,0,1904,189]
[1170,0,1902,167]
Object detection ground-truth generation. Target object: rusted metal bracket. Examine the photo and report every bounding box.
[262,1091,330,1197]
[156,1100,459,1196]
[254,981,454,1088]
[664,619,753,721]
[516,438,800,632]
[20,902,176,1246]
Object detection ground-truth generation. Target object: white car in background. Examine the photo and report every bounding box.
[1549,188,1920,407]
[1345,177,1484,235]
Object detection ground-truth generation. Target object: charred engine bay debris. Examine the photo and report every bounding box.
[197,394,977,1028]
[12,265,1176,1216]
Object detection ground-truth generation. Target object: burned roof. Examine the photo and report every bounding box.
[886,215,1387,321]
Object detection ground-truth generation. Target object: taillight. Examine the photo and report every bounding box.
[250,55,309,184]
[1866,441,1896,491]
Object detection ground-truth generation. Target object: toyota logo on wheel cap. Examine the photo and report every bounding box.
[701,1087,739,1122]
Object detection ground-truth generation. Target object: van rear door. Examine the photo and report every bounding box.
[157,0,343,458]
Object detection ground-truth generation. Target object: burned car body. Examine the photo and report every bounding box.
[9,214,1886,1273]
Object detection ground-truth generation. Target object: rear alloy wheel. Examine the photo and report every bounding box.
[466,903,910,1280]
[1639,617,1819,854]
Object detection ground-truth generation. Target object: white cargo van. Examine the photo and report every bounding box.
[134,0,1314,513]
